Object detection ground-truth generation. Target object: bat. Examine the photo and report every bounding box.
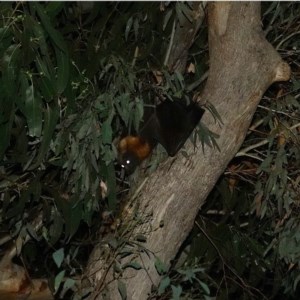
[118,99,205,174]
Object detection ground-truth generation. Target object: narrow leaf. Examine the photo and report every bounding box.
[54,270,65,293]
[171,285,182,300]
[24,80,42,137]
[34,3,67,53]
[118,280,127,300]
[52,248,64,268]
[30,103,59,169]
[155,258,168,275]
[56,48,70,94]
[163,9,173,31]
[158,276,171,295]
[0,104,14,160]
[49,210,64,245]
[125,17,133,41]
[122,262,142,270]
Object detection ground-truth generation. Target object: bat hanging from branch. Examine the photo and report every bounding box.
[118,99,205,174]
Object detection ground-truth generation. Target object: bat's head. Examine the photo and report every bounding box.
[118,150,140,174]
[117,135,151,174]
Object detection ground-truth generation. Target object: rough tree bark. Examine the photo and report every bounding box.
[86,2,290,299]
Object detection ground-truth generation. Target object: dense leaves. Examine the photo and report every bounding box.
[0,2,299,300]
[0,2,209,298]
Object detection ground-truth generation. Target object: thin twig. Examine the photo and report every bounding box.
[276,31,300,50]
[164,19,176,67]
[236,140,269,158]
[132,46,139,67]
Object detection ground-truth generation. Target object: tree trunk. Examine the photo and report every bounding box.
[85,2,290,299]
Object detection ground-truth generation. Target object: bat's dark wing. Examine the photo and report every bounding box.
[153,100,205,156]
[138,99,204,157]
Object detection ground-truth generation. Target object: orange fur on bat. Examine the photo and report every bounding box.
[118,135,152,162]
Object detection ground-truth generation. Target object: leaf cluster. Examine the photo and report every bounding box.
[0,2,211,298]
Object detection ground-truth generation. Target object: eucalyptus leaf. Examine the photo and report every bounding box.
[125,16,133,41]
[0,104,14,160]
[49,210,64,245]
[56,48,70,94]
[24,81,43,137]
[34,3,68,53]
[30,103,59,169]
[101,120,113,145]
[118,280,127,300]
[54,270,65,293]
[63,197,83,240]
[122,261,142,270]
[163,9,173,31]
[171,285,182,300]
[133,17,139,41]
[158,276,171,296]
[52,248,65,268]
[60,278,76,299]
[155,258,168,275]
[45,2,65,18]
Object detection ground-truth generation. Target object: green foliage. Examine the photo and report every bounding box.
[151,263,210,299]
[252,4,300,287]
[3,2,299,300]
[0,3,122,248]
[155,257,169,275]
[0,2,210,299]
[53,248,65,268]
